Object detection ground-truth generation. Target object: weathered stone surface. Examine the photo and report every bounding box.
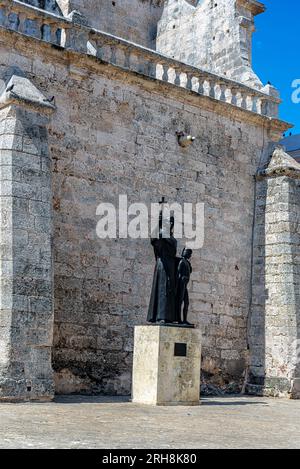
[249,148,300,398]
[132,325,201,405]
[55,0,165,48]
[157,0,265,88]
[0,0,293,399]
[0,71,55,401]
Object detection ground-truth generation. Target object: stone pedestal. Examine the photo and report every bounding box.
[132,325,201,406]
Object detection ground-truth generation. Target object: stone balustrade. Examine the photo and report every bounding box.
[0,0,280,118]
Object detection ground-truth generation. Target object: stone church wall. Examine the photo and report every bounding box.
[1,34,263,393]
[48,60,261,394]
[0,10,285,395]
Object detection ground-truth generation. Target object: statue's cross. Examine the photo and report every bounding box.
[158,197,166,238]
[159,196,166,207]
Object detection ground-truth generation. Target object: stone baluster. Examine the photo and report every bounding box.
[56,27,63,46]
[162,63,169,82]
[174,68,181,86]
[137,54,146,74]
[110,44,117,65]
[147,60,156,79]
[209,80,216,98]
[7,11,20,31]
[256,97,264,115]
[186,72,193,91]
[231,88,238,106]
[250,94,258,113]
[41,23,51,42]
[203,79,210,96]
[260,98,269,116]
[197,76,204,95]
[219,83,227,102]
[124,48,131,69]
[240,92,248,110]
[0,3,10,28]
[95,40,104,60]
[17,12,27,35]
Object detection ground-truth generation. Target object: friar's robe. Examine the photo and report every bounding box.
[147,235,178,323]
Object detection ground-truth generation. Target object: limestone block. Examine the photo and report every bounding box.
[132,325,201,406]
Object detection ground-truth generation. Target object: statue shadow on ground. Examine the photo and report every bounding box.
[54,396,131,405]
[201,398,269,407]
[52,396,269,406]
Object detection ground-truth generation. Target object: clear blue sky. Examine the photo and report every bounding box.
[252,0,300,134]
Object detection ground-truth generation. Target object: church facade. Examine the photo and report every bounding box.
[0,0,299,401]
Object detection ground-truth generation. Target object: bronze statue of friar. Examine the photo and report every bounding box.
[147,198,194,328]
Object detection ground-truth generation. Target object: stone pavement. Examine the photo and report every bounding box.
[0,396,299,449]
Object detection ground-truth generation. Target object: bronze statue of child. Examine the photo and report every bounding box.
[176,248,193,326]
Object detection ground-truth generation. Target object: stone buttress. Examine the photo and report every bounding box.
[0,69,55,401]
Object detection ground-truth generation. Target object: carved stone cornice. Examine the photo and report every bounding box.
[237,0,265,16]
[257,147,300,180]
[0,68,55,114]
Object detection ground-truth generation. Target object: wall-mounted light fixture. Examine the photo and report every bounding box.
[176,131,196,148]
